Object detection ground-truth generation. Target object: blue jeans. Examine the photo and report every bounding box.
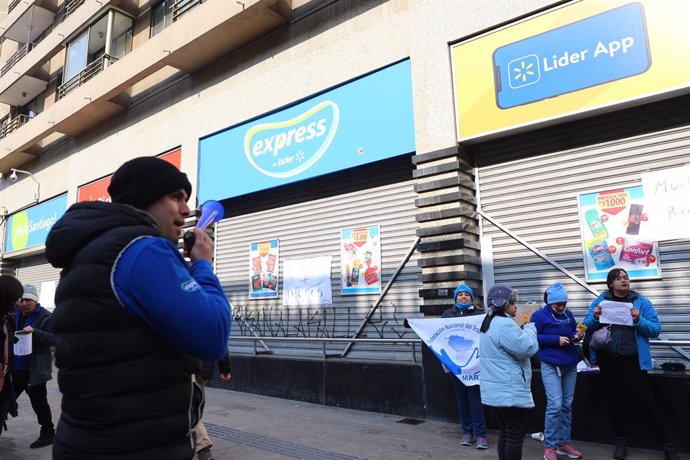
[540,362,577,448]
[453,377,486,438]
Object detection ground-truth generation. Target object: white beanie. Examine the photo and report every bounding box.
[22,284,39,302]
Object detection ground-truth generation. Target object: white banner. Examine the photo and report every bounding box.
[408,315,485,386]
[642,165,690,241]
[283,256,333,306]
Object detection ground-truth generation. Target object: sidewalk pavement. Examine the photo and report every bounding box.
[1,377,687,459]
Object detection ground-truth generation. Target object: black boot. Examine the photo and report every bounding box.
[30,426,54,449]
[663,443,679,460]
[613,437,627,460]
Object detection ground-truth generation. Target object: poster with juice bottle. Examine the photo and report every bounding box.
[248,239,280,299]
[340,225,382,295]
[578,186,661,282]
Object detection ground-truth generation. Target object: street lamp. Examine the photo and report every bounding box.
[9,168,41,202]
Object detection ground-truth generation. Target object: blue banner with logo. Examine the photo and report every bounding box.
[493,3,650,109]
[5,194,68,253]
[408,316,485,386]
[198,60,415,201]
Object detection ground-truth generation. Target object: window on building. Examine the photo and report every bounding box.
[60,10,133,97]
[151,0,174,37]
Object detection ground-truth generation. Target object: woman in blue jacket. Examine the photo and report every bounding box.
[531,282,583,460]
[480,284,538,460]
[583,268,677,460]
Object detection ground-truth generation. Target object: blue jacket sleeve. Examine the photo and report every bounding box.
[634,296,661,338]
[112,236,232,360]
[500,322,539,360]
[583,294,603,328]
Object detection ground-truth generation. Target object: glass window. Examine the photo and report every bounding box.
[64,30,89,82]
[151,0,174,37]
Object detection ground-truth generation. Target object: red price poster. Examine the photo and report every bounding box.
[248,239,280,299]
[340,225,381,295]
[578,186,661,282]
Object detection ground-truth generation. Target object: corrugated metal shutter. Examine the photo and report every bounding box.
[477,125,690,367]
[216,179,422,363]
[15,254,61,305]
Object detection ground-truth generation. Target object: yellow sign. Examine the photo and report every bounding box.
[452,0,690,141]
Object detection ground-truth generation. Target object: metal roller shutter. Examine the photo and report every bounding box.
[216,179,422,363]
[477,125,690,368]
[16,254,61,308]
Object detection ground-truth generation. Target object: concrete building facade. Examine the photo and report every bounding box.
[0,0,688,450]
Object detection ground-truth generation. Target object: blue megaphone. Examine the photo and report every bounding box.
[183,200,225,250]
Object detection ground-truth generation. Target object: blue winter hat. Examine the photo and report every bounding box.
[453,283,474,302]
[546,282,568,305]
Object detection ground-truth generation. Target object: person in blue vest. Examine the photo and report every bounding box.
[441,283,487,450]
[46,157,232,459]
[480,284,538,460]
[531,282,583,460]
[10,284,55,449]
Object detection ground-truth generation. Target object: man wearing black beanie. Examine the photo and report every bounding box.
[45,156,232,460]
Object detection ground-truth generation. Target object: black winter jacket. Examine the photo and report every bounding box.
[14,306,55,385]
[46,201,201,460]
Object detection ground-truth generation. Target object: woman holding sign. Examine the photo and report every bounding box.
[583,268,678,460]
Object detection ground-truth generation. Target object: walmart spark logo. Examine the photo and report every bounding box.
[508,54,540,89]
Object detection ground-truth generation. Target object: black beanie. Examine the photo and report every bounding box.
[108,156,192,209]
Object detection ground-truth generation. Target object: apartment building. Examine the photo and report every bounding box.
[0,0,688,447]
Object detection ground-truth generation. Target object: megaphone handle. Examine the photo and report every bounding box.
[183,231,196,251]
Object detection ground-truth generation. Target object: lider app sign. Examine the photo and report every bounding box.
[198,60,415,201]
[452,0,690,140]
[493,3,650,109]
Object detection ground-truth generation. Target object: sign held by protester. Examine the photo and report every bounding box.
[408,316,485,386]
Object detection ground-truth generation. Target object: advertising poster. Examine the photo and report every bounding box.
[4,194,68,253]
[578,186,661,281]
[407,316,485,386]
[283,256,332,306]
[641,165,690,241]
[248,239,279,299]
[340,225,381,295]
[198,61,415,202]
[451,0,690,141]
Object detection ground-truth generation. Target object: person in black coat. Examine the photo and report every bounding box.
[0,276,23,437]
[11,284,55,449]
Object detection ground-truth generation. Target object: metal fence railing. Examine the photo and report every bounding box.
[0,114,30,140]
[57,54,117,100]
[0,42,36,77]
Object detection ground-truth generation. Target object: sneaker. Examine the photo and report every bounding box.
[613,437,627,460]
[29,432,54,449]
[476,437,488,450]
[544,447,558,460]
[557,443,583,459]
[460,433,472,446]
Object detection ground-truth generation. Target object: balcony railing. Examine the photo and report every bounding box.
[0,114,30,140]
[172,0,202,22]
[55,0,86,24]
[57,54,117,100]
[7,0,21,14]
[0,42,37,77]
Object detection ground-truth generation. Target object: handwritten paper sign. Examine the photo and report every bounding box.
[642,165,690,241]
[599,300,633,326]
